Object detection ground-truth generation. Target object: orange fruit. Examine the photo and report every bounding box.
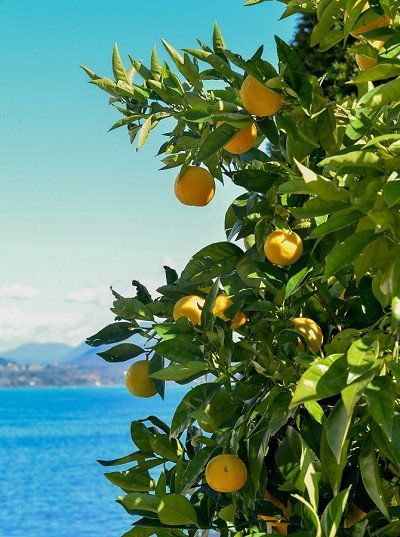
[355,39,384,71]
[212,293,247,330]
[240,75,284,117]
[205,454,247,493]
[173,295,205,325]
[348,0,392,39]
[222,122,257,154]
[231,311,247,330]
[174,166,215,207]
[292,317,323,351]
[125,360,157,398]
[264,229,303,266]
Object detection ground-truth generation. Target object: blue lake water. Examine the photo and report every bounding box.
[0,386,187,537]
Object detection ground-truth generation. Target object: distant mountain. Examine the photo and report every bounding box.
[2,343,73,365]
[0,333,148,387]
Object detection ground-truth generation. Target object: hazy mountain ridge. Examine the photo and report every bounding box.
[0,335,147,387]
[2,343,73,365]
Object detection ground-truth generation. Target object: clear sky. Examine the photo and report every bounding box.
[0,0,295,352]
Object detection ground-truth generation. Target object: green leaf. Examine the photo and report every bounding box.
[231,166,284,193]
[183,48,235,82]
[112,43,129,83]
[285,259,312,299]
[360,434,389,519]
[290,198,348,219]
[321,427,348,496]
[347,338,378,382]
[321,486,351,537]
[383,179,400,207]
[212,21,227,55]
[149,434,183,463]
[150,361,207,381]
[364,376,394,440]
[121,527,153,537]
[196,123,237,162]
[276,427,320,509]
[291,494,322,537]
[137,115,155,150]
[320,150,381,169]
[352,63,400,84]
[181,446,216,494]
[274,36,312,107]
[98,451,148,467]
[149,353,165,400]
[179,242,243,285]
[106,467,155,492]
[119,492,160,513]
[170,383,218,438]
[326,399,353,464]
[97,343,144,363]
[157,493,198,526]
[130,421,153,452]
[309,211,362,238]
[153,339,202,363]
[323,230,377,278]
[112,297,154,322]
[290,354,348,407]
[132,280,152,305]
[358,77,400,108]
[86,322,135,347]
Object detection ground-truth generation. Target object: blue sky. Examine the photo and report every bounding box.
[0,0,295,351]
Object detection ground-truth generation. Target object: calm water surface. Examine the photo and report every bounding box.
[0,386,187,537]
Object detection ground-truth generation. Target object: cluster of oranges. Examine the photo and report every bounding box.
[125,225,323,494]
[174,74,284,207]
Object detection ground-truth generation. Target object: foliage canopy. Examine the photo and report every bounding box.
[83,0,400,535]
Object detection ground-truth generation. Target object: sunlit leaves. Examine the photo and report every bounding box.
[360,434,390,519]
[290,354,348,407]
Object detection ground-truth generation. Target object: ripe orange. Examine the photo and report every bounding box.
[205,454,247,493]
[292,317,323,351]
[264,229,303,266]
[174,166,215,207]
[212,293,247,330]
[222,122,257,154]
[173,295,205,325]
[125,360,157,398]
[355,39,384,71]
[240,75,284,117]
[348,0,391,39]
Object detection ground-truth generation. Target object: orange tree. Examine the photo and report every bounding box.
[83,1,400,535]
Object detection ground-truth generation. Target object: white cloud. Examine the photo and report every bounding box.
[0,284,39,299]
[0,305,91,350]
[65,286,111,306]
